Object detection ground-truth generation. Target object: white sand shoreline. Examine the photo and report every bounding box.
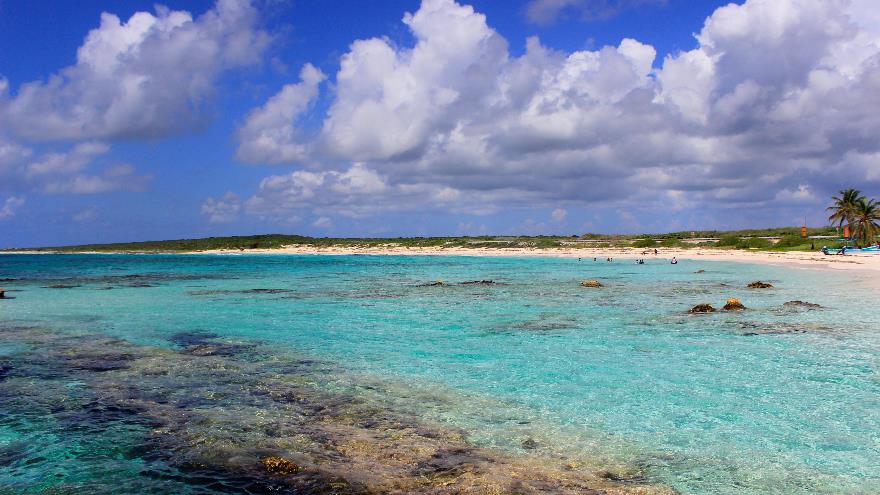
[7,245,880,277]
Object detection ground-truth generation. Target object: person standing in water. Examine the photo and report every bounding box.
[671,257,678,264]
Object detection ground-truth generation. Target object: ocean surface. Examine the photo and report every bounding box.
[0,253,877,494]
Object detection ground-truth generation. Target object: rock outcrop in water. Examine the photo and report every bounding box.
[747,281,773,289]
[460,280,495,285]
[261,456,302,475]
[783,300,822,309]
[581,280,603,288]
[420,280,446,287]
[722,298,746,311]
[689,304,716,313]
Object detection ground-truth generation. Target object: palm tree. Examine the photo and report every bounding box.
[851,197,880,245]
[827,188,863,237]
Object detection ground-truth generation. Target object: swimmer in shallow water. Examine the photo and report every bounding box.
[671,257,678,264]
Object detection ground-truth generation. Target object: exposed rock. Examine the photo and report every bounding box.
[581,279,603,288]
[521,438,538,450]
[783,300,822,309]
[419,280,446,287]
[747,281,773,289]
[722,298,746,311]
[689,304,715,313]
[260,456,302,475]
[595,469,649,484]
[460,280,495,285]
[694,269,706,274]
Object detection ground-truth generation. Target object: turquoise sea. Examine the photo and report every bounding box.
[0,254,878,494]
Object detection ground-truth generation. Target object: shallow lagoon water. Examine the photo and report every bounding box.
[0,254,878,494]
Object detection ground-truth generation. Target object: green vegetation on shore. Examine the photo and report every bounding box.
[3,226,847,253]
[827,188,879,245]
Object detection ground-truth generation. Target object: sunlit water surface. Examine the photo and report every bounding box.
[0,254,877,494]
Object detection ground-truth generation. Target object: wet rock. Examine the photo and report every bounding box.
[45,284,80,289]
[783,300,822,309]
[169,331,220,347]
[68,352,135,372]
[747,281,773,289]
[581,279,603,288]
[722,298,746,311]
[171,332,253,357]
[689,304,715,313]
[0,361,11,380]
[419,280,446,287]
[595,469,648,484]
[417,447,488,481]
[182,343,249,357]
[261,456,302,475]
[738,321,815,335]
[460,280,495,285]
[521,438,538,450]
[694,269,706,274]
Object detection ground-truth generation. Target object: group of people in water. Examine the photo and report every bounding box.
[578,254,679,264]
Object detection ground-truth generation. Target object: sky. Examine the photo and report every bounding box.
[1,0,879,247]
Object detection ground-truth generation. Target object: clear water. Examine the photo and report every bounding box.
[0,254,878,494]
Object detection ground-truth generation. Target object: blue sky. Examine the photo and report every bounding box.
[1,0,878,247]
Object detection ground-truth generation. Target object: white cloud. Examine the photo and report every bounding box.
[26,142,109,178]
[233,0,880,223]
[201,191,242,223]
[244,163,487,220]
[551,208,567,221]
[312,216,333,229]
[73,207,98,223]
[236,64,326,163]
[18,143,150,195]
[0,196,25,220]
[0,0,269,141]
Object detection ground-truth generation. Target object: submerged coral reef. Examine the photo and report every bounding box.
[0,325,674,494]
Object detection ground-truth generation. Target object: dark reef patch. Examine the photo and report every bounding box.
[0,326,674,495]
[188,288,295,296]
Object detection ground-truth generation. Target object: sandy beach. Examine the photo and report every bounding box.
[188,244,880,282]
[8,245,880,288]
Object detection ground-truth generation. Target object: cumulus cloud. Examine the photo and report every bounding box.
[0,196,25,220]
[245,163,466,219]
[236,64,326,163]
[0,0,269,141]
[26,142,109,178]
[201,192,242,223]
[17,144,151,195]
[231,0,880,224]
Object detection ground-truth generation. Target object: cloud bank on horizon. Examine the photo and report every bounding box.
[1,0,879,242]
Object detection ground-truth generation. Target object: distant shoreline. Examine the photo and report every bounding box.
[7,245,880,281]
